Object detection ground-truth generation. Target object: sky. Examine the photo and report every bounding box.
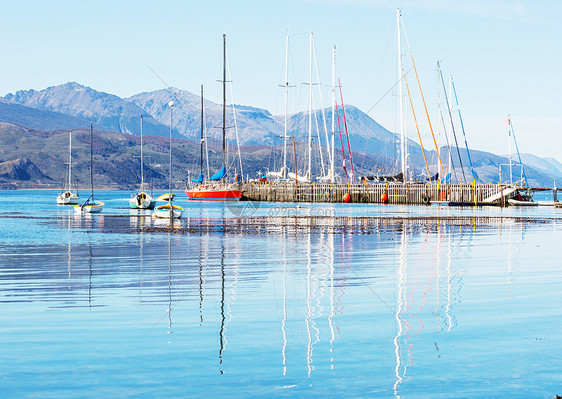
[1,0,561,159]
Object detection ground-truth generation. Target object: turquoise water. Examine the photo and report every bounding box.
[1,190,561,398]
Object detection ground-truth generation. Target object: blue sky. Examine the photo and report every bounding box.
[1,0,561,159]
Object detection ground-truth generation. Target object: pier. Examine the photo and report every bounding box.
[240,182,560,205]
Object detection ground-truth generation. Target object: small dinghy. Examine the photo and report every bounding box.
[508,191,538,207]
[153,203,182,219]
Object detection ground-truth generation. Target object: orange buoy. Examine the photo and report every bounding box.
[343,192,351,202]
[381,192,388,203]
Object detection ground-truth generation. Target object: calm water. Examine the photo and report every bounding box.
[1,190,561,398]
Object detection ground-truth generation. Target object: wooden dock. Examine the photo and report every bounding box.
[240,182,514,205]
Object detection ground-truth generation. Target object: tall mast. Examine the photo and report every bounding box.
[331,45,336,182]
[308,32,313,181]
[222,34,227,167]
[89,123,94,200]
[169,101,174,199]
[397,9,406,182]
[508,115,513,184]
[68,130,72,190]
[140,116,144,188]
[436,62,442,176]
[449,75,454,179]
[201,84,204,178]
[283,34,289,179]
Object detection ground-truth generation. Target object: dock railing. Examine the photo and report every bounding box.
[240,181,507,205]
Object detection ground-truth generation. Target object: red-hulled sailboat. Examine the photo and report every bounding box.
[185,36,243,201]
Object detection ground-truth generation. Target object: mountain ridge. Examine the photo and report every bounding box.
[1,82,560,187]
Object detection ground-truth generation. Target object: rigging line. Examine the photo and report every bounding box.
[435,66,458,183]
[203,100,211,179]
[312,38,333,172]
[452,79,478,182]
[373,67,413,114]
[346,67,414,142]
[403,73,431,180]
[439,107,458,183]
[410,51,444,179]
[370,16,396,105]
[311,91,326,177]
[335,97,349,183]
[440,69,466,182]
[508,117,528,186]
[401,16,444,179]
[338,78,355,182]
[360,137,370,176]
[145,64,199,116]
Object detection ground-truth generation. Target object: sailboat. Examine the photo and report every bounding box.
[185,34,243,201]
[57,131,80,205]
[503,116,537,207]
[154,101,183,219]
[129,116,156,209]
[74,123,104,213]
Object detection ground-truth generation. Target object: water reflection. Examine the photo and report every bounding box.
[218,237,226,374]
[1,210,559,396]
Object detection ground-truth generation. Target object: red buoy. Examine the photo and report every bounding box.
[381,192,388,203]
[343,192,351,202]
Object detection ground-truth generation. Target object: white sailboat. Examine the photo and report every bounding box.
[154,101,183,219]
[74,123,104,214]
[129,116,156,209]
[57,131,80,205]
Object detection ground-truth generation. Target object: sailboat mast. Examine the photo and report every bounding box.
[397,9,406,182]
[140,116,144,188]
[169,102,174,199]
[436,62,442,176]
[308,32,313,181]
[222,34,227,168]
[68,130,72,190]
[508,115,513,184]
[331,45,336,182]
[283,34,289,180]
[201,84,204,178]
[89,123,94,200]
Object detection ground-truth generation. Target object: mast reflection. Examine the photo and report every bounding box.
[219,237,226,374]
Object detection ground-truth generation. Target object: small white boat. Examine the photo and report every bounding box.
[57,190,80,205]
[75,123,104,214]
[74,200,105,213]
[57,130,80,205]
[129,191,156,209]
[508,198,538,207]
[153,203,182,219]
[129,116,156,210]
[508,191,538,207]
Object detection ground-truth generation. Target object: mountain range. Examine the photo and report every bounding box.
[1,81,560,188]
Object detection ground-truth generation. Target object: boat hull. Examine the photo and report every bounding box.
[74,201,105,214]
[185,188,243,201]
[129,200,156,209]
[57,192,80,205]
[508,199,538,207]
[153,204,183,219]
[129,192,156,209]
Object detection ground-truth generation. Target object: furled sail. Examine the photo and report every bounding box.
[210,165,227,181]
[193,173,204,183]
